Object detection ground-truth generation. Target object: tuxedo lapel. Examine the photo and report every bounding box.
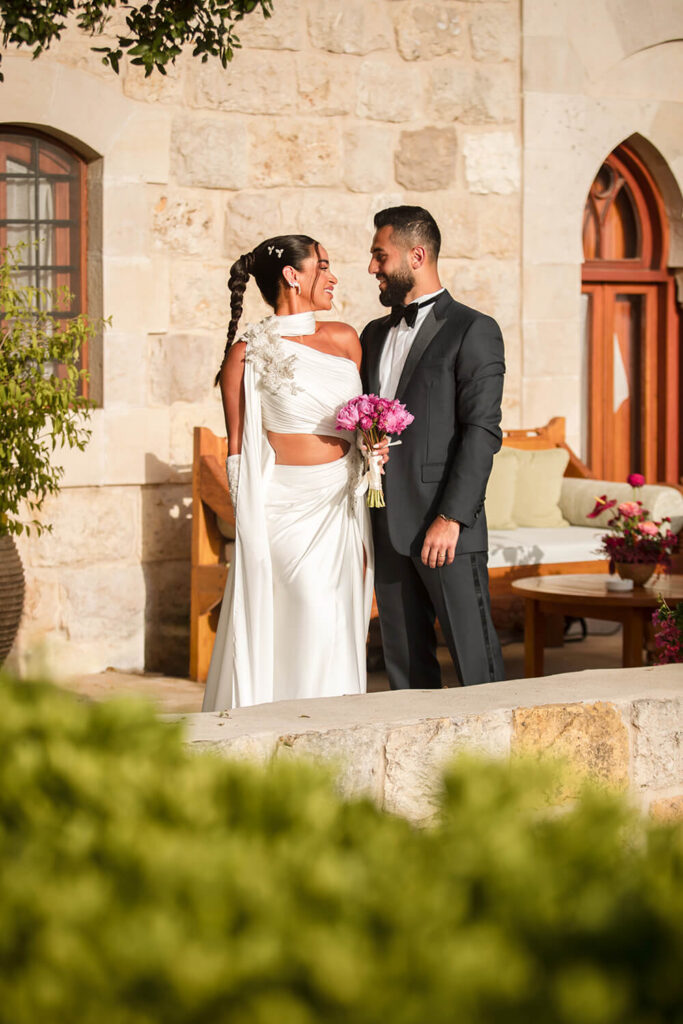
[365,316,391,395]
[394,290,452,401]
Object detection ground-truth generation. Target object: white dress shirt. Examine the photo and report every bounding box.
[378,288,445,399]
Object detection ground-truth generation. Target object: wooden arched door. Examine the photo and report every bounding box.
[582,144,680,484]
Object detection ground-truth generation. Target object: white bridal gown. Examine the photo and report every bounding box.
[202,314,374,711]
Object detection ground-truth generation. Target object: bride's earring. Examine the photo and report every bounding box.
[290,281,301,294]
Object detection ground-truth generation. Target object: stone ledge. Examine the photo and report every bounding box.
[180,666,682,823]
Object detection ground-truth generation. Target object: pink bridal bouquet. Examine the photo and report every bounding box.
[336,394,414,508]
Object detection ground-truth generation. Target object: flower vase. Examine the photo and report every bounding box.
[615,562,655,587]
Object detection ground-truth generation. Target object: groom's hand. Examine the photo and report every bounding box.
[421,517,460,568]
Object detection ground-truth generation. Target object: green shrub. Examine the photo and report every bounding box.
[0,673,681,1024]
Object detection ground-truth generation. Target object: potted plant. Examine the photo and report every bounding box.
[0,242,98,664]
[587,473,679,586]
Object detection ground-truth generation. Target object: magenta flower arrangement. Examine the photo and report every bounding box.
[652,599,683,665]
[587,474,678,575]
[336,394,414,507]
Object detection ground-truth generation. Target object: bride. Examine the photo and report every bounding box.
[202,235,374,711]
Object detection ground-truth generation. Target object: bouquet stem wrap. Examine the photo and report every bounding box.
[363,428,386,508]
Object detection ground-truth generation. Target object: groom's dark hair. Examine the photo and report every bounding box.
[374,206,441,261]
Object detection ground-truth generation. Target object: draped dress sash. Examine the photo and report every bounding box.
[202,317,372,711]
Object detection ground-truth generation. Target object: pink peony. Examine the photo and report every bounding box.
[638,521,659,536]
[618,501,641,518]
[627,472,645,488]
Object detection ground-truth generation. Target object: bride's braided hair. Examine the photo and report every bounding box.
[215,233,319,385]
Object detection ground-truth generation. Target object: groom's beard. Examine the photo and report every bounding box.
[378,260,415,307]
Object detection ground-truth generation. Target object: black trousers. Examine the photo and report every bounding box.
[373,511,504,689]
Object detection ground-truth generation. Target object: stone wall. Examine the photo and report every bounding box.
[520,0,683,457]
[183,665,683,824]
[1,0,523,677]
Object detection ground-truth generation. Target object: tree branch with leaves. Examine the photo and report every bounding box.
[0,0,273,80]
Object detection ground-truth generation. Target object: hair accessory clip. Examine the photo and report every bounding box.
[275,248,283,258]
[267,246,274,255]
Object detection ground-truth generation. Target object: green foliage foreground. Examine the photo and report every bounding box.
[0,674,681,1024]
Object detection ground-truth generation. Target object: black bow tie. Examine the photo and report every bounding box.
[388,294,439,329]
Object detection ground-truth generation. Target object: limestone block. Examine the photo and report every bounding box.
[523,319,581,378]
[394,2,465,60]
[223,191,288,254]
[463,131,520,195]
[104,107,172,185]
[275,726,387,802]
[343,125,395,193]
[297,54,357,116]
[27,486,139,569]
[169,262,228,330]
[49,13,125,80]
[631,698,682,791]
[476,194,521,257]
[101,332,146,409]
[428,64,518,124]
[169,400,225,476]
[15,630,145,681]
[103,183,149,258]
[395,127,457,191]
[400,194,478,259]
[227,0,305,51]
[143,558,190,675]
[649,794,683,823]
[357,59,425,123]
[523,264,582,322]
[511,702,630,790]
[328,262,383,335]
[247,121,342,188]
[294,191,379,263]
[104,256,170,334]
[21,570,64,635]
[103,408,171,486]
[188,52,298,115]
[194,732,278,763]
[225,188,377,265]
[522,93,588,153]
[522,0,566,36]
[151,191,218,257]
[384,711,511,822]
[141,484,193,563]
[171,117,248,191]
[308,0,393,55]
[446,257,519,329]
[522,377,581,450]
[123,56,185,103]
[522,36,586,94]
[51,408,106,488]
[470,3,519,61]
[60,564,146,643]
[148,332,225,406]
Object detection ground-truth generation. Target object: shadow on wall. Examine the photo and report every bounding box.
[142,454,193,677]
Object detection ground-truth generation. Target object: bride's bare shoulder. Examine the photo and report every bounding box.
[318,321,361,364]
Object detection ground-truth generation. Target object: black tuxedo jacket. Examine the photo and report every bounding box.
[360,290,505,557]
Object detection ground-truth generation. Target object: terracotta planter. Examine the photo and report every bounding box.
[0,533,25,666]
[615,562,656,587]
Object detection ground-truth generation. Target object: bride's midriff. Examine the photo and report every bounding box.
[267,431,350,465]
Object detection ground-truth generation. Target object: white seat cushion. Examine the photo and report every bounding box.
[488,526,607,569]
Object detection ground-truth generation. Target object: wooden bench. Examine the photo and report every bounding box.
[488,416,608,597]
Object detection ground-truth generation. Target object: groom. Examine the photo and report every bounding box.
[361,205,505,688]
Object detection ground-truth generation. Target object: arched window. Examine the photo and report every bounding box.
[0,128,88,383]
[582,143,680,484]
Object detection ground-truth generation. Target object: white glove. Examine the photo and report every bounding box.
[226,454,241,510]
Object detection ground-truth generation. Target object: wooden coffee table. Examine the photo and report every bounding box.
[511,573,683,677]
